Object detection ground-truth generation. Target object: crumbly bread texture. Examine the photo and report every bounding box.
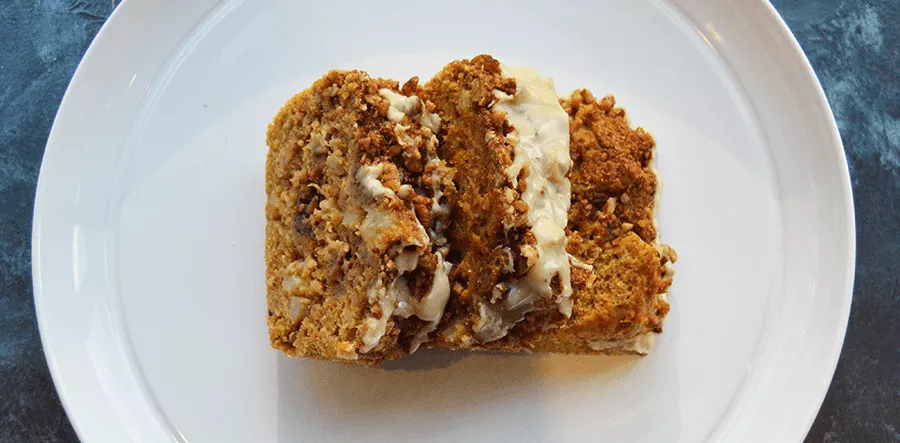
[265,70,455,365]
[421,56,675,356]
[420,55,543,348]
[265,57,676,365]
[491,90,677,355]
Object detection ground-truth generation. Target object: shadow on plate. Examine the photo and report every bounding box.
[275,346,644,441]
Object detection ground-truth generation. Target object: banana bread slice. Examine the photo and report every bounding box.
[497,89,676,355]
[421,55,577,349]
[265,70,455,365]
[422,56,675,355]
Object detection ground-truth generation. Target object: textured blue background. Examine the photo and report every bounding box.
[1,1,897,442]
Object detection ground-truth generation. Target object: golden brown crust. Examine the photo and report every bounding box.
[265,70,454,365]
[566,90,659,244]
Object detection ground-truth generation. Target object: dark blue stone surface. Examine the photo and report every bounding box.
[0,1,896,442]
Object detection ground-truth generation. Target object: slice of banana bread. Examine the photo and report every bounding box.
[492,89,676,355]
[422,56,675,355]
[421,55,577,349]
[265,70,455,365]
[265,58,676,365]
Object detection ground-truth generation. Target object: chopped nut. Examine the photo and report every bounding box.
[401,77,419,95]
[336,341,358,360]
[504,188,516,203]
[605,197,617,215]
[520,244,538,268]
[398,184,414,199]
[513,200,528,213]
[289,296,312,320]
[491,282,508,303]
[659,244,678,262]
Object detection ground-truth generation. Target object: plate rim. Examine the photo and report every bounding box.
[763,1,855,438]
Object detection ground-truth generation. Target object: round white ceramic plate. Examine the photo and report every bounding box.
[33,0,855,442]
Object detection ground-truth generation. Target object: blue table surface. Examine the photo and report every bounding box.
[1,1,897,442]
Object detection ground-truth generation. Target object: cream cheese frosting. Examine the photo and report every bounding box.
[475,65,574,342]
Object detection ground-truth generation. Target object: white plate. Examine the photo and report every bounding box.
[32,0,855,442]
